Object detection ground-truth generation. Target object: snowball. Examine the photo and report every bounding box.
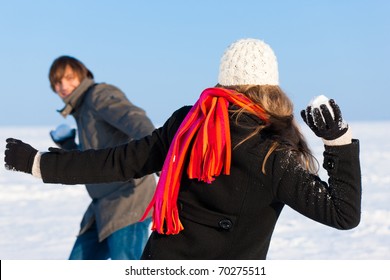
[51,124,73,140]
[308,95,334,120]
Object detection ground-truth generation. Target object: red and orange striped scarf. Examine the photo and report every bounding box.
[141,87,269,234]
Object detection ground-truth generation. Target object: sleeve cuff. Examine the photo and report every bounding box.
[322,127,353,146]
[32,152,43,179]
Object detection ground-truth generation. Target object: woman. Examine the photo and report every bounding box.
[4,38,361,259]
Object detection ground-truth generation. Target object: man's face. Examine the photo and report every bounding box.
[54,65,81,98]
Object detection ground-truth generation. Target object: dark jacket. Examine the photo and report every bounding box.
[58,78,156,241]
[41,105,361,259]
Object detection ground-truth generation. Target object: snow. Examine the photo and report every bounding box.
[1,122,390,260]
[308,94,335,121]
[309,95,330,108]
[49,124,74,141]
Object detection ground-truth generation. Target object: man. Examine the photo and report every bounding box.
[48,56,156,259]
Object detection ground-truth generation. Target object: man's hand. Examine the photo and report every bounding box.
[50,124,77,150]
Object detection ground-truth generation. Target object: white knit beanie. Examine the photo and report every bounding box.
[218,38,279,86]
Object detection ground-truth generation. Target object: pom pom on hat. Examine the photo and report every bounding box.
[218,38,279,86]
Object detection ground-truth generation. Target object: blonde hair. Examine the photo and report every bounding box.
[217,84,318,174]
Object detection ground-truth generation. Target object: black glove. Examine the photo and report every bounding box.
[50,126,78,150]
[4,138,38,174]
[300,99,348,140]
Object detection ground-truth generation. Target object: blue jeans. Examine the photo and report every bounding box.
[68,218,151,260]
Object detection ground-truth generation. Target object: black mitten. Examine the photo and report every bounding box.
[4,138,38,174]
[300,99,348,140]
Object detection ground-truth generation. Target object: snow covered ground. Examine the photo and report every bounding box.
[0,122,389,260]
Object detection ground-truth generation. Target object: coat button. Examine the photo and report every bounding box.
[218,219,233,230]
[326,159,335,170]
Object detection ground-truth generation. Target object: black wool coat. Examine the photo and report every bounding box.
[39,106,362,259]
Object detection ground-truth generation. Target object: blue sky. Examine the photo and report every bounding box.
[0,0,389,127]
